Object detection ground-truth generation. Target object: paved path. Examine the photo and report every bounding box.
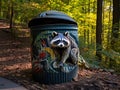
[0,22,27,90]
[0,77,27,90]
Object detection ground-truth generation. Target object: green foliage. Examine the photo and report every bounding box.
[100,49,120,72]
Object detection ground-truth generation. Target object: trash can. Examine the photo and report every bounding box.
[28,10,79,84]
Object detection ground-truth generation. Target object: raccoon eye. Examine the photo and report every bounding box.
[54,40,60,44]
[63,41,68,45]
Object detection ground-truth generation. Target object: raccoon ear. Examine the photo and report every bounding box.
[64,31,69,36]
[52,31,58,37]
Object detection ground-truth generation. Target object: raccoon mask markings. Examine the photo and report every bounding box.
[50,31,70,48]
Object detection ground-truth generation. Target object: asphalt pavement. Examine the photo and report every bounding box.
[0,77,27,90]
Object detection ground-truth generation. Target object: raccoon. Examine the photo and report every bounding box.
[50,31,79,67]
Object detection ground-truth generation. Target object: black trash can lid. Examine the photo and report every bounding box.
[28,10,77,27]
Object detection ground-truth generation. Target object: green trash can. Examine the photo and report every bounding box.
[28,10,79,84]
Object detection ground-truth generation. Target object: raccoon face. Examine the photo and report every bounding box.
[50,31,70,48]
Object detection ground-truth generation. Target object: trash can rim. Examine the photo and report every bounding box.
[29,23,78,29]
[28,17,77,27]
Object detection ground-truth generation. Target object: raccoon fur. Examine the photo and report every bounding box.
[50,31,79,67]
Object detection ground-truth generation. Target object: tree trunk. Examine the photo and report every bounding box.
[0,0,2,17]
[96,0,103,61]
[111,0,120,52]
[110,0,120,68]
[9,3,13,29]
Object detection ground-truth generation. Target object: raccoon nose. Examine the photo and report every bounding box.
[60,44,63,47]
[59,43,64,47]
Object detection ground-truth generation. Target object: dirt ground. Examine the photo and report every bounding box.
[0,22,120,90]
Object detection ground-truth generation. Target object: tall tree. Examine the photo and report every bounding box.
[9,1,14,29]
[96,0,103,61]
[111,0,120,52]
[109,0,120,68]
[0,0,2,17]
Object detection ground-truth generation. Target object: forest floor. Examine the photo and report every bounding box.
[0,21,120,90]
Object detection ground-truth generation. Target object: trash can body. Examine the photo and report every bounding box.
[28,11,79,84]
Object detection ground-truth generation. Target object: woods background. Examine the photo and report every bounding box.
[0,0,120,72]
